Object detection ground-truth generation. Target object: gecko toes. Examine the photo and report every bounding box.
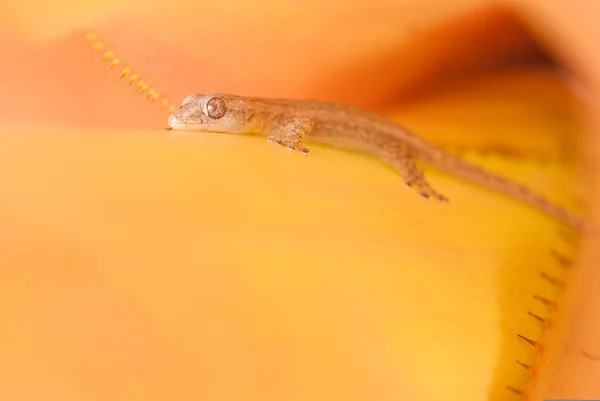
[267,136,284,146]
[417,189,449,203]
[433,193,450,203]
[267,136,309,155]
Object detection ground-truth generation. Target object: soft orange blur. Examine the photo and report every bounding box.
[1,0,600,400]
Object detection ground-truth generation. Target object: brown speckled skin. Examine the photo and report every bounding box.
[168,93,589,232]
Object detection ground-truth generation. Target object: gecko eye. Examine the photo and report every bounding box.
[206,97,227,118]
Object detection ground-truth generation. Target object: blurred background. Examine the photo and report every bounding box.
[1,1,600,400]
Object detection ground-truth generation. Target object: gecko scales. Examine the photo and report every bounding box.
[167,93,592,234]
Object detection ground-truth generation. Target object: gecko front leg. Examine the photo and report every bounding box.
[381,145,449,203]
[266,115,313,155]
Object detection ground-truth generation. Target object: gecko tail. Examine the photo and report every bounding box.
[424,153,596,236]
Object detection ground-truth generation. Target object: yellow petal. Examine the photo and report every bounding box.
[0,65,584,401]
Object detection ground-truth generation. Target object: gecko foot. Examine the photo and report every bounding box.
[418,187,449,202]
[267,135,310,155]
[267,116,313,155]
[404,178,448,202]
[383,148,449,203]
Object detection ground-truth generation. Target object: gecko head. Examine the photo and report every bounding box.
[167,93,258,134]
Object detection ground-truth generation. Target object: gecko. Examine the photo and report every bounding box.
[166,93,593,234]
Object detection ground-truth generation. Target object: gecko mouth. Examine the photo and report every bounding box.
[167,114,192,130]
[167,114,217,131]
[167,114,178,128]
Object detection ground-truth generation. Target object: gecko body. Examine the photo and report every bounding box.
[167,93,590,233]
